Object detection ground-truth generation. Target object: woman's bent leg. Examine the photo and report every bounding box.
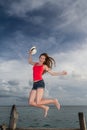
[28,90,49,117]
[36,88,60,110]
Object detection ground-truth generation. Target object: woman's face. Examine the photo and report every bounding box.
[39,55,46,63]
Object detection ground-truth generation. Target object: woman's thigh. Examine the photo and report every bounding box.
[29,90,36,103]
[36,88,44,103]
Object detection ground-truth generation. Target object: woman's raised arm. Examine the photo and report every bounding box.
[28,51,36,65]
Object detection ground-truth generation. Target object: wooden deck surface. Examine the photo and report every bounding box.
[7,128,80,130]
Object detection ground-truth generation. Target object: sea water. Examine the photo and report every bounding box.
[0,106,87,128]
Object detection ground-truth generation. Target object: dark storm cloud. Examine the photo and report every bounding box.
[8,80,19,86]
[0,1,62,37]
[0,0,86,46]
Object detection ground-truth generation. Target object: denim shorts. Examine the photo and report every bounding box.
[32,80,45,90]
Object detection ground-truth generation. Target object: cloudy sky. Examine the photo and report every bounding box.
[0,0,87,106]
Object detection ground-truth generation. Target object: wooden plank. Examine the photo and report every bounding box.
[15,128,80,130]
[6,128,80,130]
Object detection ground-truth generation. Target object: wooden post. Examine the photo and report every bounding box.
[78,112,86,130]
[0,124,7,130]
[9,105,18,130]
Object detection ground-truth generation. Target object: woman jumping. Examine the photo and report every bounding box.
[28,51,67,117]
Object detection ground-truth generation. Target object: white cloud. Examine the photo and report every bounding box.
[0,60,29,79]
[53,41,87,81]
[49,0,87,35]
[0,42,87,105]
[42,41,87,105]
[0,59,32,99]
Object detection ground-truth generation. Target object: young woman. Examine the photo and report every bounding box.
[28,51,67,117]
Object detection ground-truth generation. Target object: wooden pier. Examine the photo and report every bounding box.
[0,105,87,130]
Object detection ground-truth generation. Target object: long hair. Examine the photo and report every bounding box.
[39,53,56,73]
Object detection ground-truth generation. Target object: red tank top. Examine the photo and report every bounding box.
[33,63,44,81]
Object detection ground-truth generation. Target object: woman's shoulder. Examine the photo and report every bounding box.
[43,65,51,72]
[33,62,38,66]
[43,64,47,67]
[43,64,48,70]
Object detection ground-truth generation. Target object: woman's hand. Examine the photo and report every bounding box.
[28,50,32,55]
[61,71,67,75]
[28,50,36,65]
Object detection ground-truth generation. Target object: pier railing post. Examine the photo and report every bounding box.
[0,124,7,130]
[9,105,18,130]
[78,112,86,130]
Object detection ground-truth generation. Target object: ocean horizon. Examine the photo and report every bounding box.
[0,105,87,128]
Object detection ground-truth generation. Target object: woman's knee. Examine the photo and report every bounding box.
[36,100,41,105]
[28,100,34,105]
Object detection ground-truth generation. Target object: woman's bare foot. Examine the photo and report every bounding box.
[44,106,49,117]
[54,99,60,110]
